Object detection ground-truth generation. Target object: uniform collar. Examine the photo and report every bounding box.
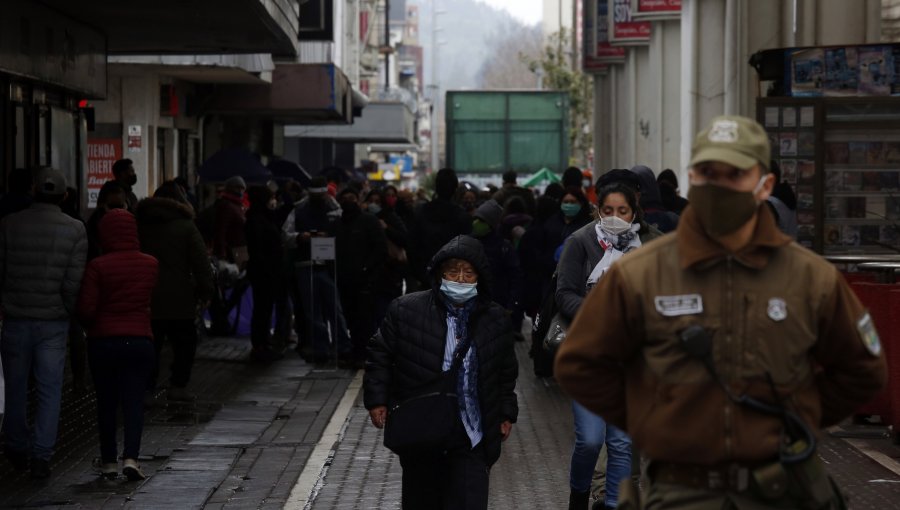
[677,204,792,270]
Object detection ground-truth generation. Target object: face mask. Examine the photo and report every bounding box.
[471,218,492,238]
[561,203,582,217]
[385,196,398,209]
[341,201,361,215]
[583,179,592,189]
[600,215,633,236]
[367,203,382,215]
[440,279,478,304]
[687,176,766,238]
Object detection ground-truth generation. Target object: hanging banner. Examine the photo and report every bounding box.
[630,0,681,20]
[609,0,651,45]
[596,0,626,63]
[583,0,610,72]
[86,138,122,208]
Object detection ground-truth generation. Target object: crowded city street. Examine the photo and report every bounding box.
[4,0,900,509]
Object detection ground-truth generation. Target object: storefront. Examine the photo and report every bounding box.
[753,42,900,255]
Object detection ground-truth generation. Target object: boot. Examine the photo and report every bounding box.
[568,490,590,510]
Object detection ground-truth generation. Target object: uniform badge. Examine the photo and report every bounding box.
[767,298,787,322]
[655,294,703,317]
[708,120,739,143]
[857,313,882,356]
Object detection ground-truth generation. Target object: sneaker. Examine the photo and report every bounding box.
[122,458,146,481]
[167,386,196,402]
[92,458,118,479]
[4,448,28,471]
[30,458,50,479]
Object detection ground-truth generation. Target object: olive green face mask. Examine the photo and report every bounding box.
[687,177,766,238]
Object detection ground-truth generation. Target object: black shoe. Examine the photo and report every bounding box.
[30,458,50,479]
[4,448,28,470]
[568,490,590,510]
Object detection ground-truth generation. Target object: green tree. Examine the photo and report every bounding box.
[525,29,593,167]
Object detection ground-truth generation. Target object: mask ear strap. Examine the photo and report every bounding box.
[753,174,769,195]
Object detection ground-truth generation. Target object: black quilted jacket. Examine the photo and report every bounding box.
[364,235,519,464]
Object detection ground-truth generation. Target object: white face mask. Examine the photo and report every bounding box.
[599,215,633,236]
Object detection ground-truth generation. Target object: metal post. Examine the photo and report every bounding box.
[333,260,339,370]
[384,0,391,91]
[430,0,440,172]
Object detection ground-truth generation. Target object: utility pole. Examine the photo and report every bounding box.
[430,0,440,172]
[384,0,390,91]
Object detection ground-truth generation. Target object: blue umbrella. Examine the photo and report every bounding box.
[198,148,272,184]
[266,159,311,186]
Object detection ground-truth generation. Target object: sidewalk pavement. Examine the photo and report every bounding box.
[0,336,355,509]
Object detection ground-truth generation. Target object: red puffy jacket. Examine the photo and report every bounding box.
[77,209,159,338]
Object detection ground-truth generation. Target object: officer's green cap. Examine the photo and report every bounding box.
[690,115,770,171]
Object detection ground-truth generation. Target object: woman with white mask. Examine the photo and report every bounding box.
[556,181,663,510]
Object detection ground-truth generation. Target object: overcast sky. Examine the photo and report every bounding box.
[480,0,543,25]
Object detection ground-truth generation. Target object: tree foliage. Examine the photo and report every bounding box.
[525,29,593,166]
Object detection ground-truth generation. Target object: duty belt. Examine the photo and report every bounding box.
[649,461,770,493]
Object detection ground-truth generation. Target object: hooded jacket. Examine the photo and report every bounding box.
[77,210,158,338]
[136,198,214,320]
[364,235,519,465]
[409,198,472,284]
[630,165,679,233]
[0,203,87,320]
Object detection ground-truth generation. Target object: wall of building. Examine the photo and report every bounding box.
[594,0,882,188]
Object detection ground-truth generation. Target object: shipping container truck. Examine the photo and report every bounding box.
[445,91,569,177]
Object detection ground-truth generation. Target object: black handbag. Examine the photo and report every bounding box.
[383,336,472,456]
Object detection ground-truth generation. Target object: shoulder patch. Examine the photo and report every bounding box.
[655,294,704,317]
[857,313,881,356]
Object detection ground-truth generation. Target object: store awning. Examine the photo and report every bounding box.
[204,63,354,124]
[37,0,299,57]
[109,54,275,84]
[283,102,415,143]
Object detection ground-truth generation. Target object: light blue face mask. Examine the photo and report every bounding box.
[440,279,478,304]
[367,203,382,215]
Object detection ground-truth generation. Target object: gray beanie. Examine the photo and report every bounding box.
[474,199,503,231]
[224,176,247,193]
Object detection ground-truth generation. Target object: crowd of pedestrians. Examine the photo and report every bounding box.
[1,129,832,510]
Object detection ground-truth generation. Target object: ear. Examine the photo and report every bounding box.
[756,172,775,201]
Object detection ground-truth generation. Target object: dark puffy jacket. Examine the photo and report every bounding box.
[409,198,472,284]
[136,198,214,320]
[0,203,87,320]
[77,210,158,338]
[477,232,522,312]
[364,235,519,465]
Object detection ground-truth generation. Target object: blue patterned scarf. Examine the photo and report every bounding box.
[445,299,483,446]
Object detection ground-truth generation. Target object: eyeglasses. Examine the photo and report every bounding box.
[443,269,477,283]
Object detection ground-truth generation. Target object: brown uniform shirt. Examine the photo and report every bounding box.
[555,205,887,465]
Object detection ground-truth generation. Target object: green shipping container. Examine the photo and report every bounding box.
[445,91,569,174]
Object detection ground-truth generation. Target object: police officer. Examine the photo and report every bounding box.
[554,115,887,509]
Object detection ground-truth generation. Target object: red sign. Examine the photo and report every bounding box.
[86,138,122,207]
[610,0,651,45]
[635,0,681,15]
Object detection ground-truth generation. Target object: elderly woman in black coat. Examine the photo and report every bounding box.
[364,235,519,510]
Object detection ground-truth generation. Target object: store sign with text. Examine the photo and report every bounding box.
[609,0,651,45]
[595,0,626,63]
[631,0,681,19]
[86,138,122,208]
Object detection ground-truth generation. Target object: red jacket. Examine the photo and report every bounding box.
[77,209,159,338]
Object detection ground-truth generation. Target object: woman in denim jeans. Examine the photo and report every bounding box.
[77,209,158,481]
[555,183,662,509]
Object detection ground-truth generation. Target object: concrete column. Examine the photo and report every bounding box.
[593,74,612,174]
[120,74,159,199]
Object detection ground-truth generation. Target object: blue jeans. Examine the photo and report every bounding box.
[296,266,351,357]
[570,401,632,506]
[0,319,69,461]
[88,337,154,462]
